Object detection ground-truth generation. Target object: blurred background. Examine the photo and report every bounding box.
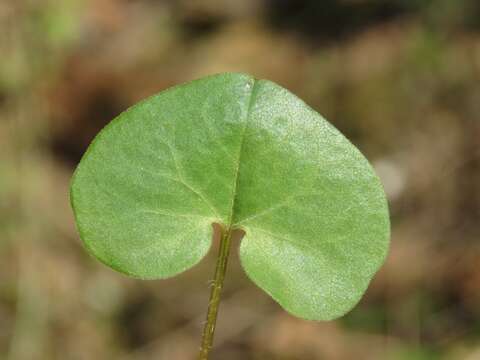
[1,0,480,359]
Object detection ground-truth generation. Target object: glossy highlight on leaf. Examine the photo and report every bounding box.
[70,73,390,320]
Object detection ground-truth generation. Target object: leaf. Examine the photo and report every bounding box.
[70,73,390,320]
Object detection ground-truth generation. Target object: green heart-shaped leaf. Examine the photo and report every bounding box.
[70,73,390,320]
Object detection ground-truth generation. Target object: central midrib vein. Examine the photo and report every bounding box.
[226,78,258,229]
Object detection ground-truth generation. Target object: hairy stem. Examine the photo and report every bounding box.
[198,225,233,359]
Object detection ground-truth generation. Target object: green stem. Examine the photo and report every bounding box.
[198,225,233,359]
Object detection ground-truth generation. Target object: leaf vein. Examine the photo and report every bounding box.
[227,78,258,226]
[162,133,221,218]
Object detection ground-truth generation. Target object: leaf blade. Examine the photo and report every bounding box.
[70,73,390,319]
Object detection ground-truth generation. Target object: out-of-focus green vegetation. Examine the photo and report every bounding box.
[1,1,479,359]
